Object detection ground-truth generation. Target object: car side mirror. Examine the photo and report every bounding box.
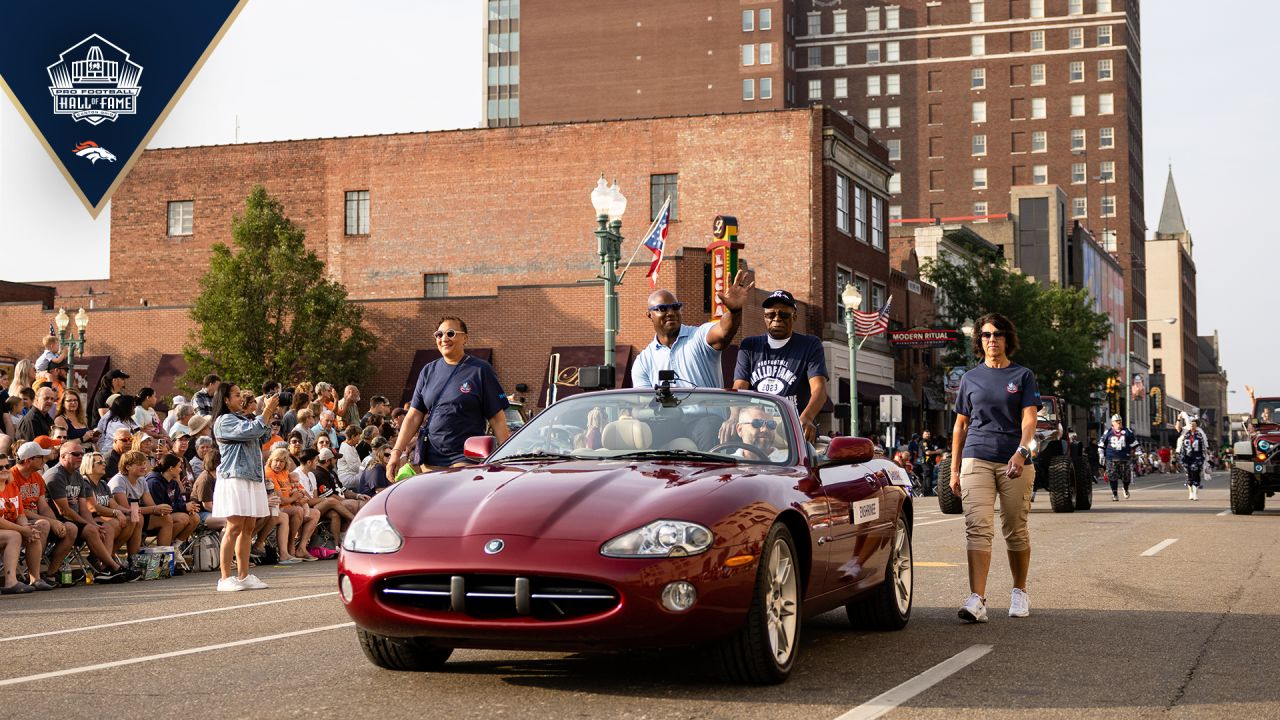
[823,436,875,466]
[463,436,495,460]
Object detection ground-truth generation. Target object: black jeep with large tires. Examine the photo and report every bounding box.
[1230,397,1280,515]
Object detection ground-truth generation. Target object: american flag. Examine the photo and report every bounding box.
[853,294,893,337]
[642,197,672,289]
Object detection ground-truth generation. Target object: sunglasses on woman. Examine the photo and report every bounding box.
[979,331,1007,339]
[0,461,12,470]
[433,330,465,340]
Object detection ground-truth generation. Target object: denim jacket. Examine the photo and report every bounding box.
[214,413,271,482]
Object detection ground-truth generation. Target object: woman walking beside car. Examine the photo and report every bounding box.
[948,313,1041,623]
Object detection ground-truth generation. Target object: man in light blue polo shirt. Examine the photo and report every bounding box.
[631,262,755,389]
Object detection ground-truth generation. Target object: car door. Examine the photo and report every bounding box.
[816,460,885,592]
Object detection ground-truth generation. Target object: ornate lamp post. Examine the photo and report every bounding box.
[54,307,90,393]
[842,283,863,436]
[1126,316,1176,428]
[590,175,627,377]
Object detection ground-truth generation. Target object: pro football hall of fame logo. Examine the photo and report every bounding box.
[47,34,142,125]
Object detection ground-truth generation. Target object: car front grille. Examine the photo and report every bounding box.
[379,574,620,620]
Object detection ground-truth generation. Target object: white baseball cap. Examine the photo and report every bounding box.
[16,441,51,461]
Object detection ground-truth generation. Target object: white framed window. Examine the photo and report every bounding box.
[855,186,868,240]
[1031,130,1047,152]
[1072,197,1087,218]
[808,47,822,68]
[1098,26,1113,46]
[834,77,848,98]
[807,12,821,35]
[808,78,822,100]
[889,205,903,221]
[1101,229,1117,252]
[867,43,881,63]
[1030,0,1045,19]
[1098,0,1113,12]
[833,10,847,33]
[834,45,847,66]
[972,134,987,156]
[1069,61,1084,82]
[1099,160,1115,181]
[972,68,986,89]
[1099,93,1115,114]
[760,43,772,64]
[1101,195,1116,217]
[1071,162,1086,184]
[742,78,755,100]
[1098,59,1113,81]
[867,107,882,128]
[836,172,851,233]
[973,167,988,189]
[760,8,772,30]
[973,201,989,217]
[886,106,901,127]
[1033,164,1048,185]
[742,44,755,66]
[1030,30,1045,51]
[1068,0,1083,16]
[1071,95,1086,116]
[970,1,985,23]
[889,173,901,194]
[972,101,987,123]
[870,196,884,249]
[886,74,901,94]
[971,35,985,56]
[1100,127,1115,148]
[886,41,900,62]
[1069,27,1084,48]
[867,75,882,96]
[885,6,900,30]
[1031,97,1046,119]
[866,7,881,31]
[1030,63,1046,85]
[887,139,901,161]
[1071,128,1086,151]
[344,191,369,235]
[167,200,194,236]
[742,10,754,32]
[759,77,773,99]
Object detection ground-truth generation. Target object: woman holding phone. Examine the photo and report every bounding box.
[211,382,279,591]
[948,312,1041,623]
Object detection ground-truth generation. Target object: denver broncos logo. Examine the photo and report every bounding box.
[72,140,117,163]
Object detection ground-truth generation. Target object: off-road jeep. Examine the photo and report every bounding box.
[1230,397,1280,515]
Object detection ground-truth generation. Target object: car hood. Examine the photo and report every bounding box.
[384,459,780,541]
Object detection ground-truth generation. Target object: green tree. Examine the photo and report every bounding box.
[922,254,1114,407]
[182,185,376,393]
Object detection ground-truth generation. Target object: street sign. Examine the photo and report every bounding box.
[889,328,961,347]
[879,394,902,423]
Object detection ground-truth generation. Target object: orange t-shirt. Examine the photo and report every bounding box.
[265,466,293,504]
[261,435,284,454]
[1,478,26,522]
[11,466,46,515]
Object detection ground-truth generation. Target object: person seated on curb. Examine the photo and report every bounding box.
[357,438,393,495]
[13,441,77,584]
[263,448,313,563]
[314,447,367,520]
[134,453,177,546]
[284,452,321,560]
[44,440,136,582]
[0,453,54,592]
[336,425,363,490]
[292,448,347,558]
[80,450,137,561]
[107,450,160,561]
[144,454,200,557]
[189,448,226,533]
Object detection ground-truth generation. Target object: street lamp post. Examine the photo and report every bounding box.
[589,175,627,375]
[842,283,863,436]
[1125,316,1176,430]
[54,307,89,395]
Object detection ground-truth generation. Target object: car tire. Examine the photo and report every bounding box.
[356,627,453,671]
[711,522,800,685]
[1074,456,1093,511]
[1230,468,1256,515]
[846,516,913,631]
[936,456,963,515]
[1046,456,1076,513]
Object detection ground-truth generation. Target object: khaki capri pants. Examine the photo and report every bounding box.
[960,457,1034,552]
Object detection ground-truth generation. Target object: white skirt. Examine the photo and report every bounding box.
[212,476,269,519]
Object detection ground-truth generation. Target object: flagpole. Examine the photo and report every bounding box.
[617,196,670,284]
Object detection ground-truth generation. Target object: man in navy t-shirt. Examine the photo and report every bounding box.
[410,354,509,466]
[732,290,828,441]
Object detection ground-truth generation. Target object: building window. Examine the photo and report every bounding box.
[807,12,821,35]
[867,75,881,96]
[760,8,772,29]
[760,77,773,99]
[808,47,822,68]
[889,205,903,221]
[742,44,755,66]
[867,107,882,128]
[1098,26,1113,46]
[973,167,988,189]
[834,77,848,98]
[1069,61,1084,82]
[887,139,902,161]
[972,134,987,156]
[971,35,985,56]
[423,273,448,298]
[1030,0,1044,19]
[973,201,989,217]
[1071,128,1086,151]
[1071,95,1086,116]
[1069,27,1084,49]
[1099,160,1115,182]
[1071,162,1086,184]
[1031,97,1046,119]
[742,78,755,100]
[855,186,867,240]
[867,44,881,63]
[1099,127,1115,148]
[1099,93,1115,114]
[836,266,854,314]
[808,78,822,100]
[889,173,901,194]
[972,101,987,123]
[1030,30,1045,51]
[871,282,887,313]
[1033,164,1048,184]
[1072,197,1087,218]
[650,174,679,221]
[1153,358,1163,374]
[1101,195,1116,217]
[881,74,898,95]
[759,43,772,64]
[1097,59,1113,81]
[1030,63,1046,85]
[1153,332,1162,349]
[167,200,193,236]
[833,10,847,33]
[836,172,851,233]
[1068,0,1083,15]
[886,41,900,62]
[870,196,884,249]
[1031,130,1047,152]
[886,106,901,127]
[885,6,900,29]
[834,45,847,65]
[742,9,754,31]
[1098,0,1113,12]
[970,1,985,23]
[1102,229,1117,252]
[866,7,881,31]
[972,68,986,89]
[344,190,369,235]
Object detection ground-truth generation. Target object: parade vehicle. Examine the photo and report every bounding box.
[338,373,915,685]
[1230,396,1280,514]
[935,394,1091,514]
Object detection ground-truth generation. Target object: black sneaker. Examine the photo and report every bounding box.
[123,568,141,583]
[95,569,124,584]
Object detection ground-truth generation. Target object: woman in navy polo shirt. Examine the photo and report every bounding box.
[948,312,1041,623]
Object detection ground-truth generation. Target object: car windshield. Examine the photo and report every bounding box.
[1037,398,1059,426]
[490,391,796,465]
[1256,401,1280,425]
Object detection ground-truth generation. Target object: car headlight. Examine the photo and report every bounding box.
[341,514,403,554]
[1260,439,1272,452]
[601,520,713,558]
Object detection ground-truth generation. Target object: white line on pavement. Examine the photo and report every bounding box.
[1141,538,1179,557]
[0,622,354,687]
[1217,510,1231,517]
[0,591,339,643]
[833,644,994,720]
[915,517,964,527]
[1144,482,1180,490]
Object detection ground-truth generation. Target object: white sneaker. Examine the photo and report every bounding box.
[1191,486,1198,501]
[239,574,269,590]
[216,576,245,592]
[1009,588,1031,618]
[1123,488,1130,499]
[958,592,989,623]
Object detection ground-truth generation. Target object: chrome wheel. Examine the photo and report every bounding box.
[765,536,798,664]
[891,518,913,615]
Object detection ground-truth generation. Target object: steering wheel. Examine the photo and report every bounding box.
[709,442,771,460]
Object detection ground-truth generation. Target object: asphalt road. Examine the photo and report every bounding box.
[1,470,1276,719]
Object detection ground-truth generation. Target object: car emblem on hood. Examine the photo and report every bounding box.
[484,539,505,554]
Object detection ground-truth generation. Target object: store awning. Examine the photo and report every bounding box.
[856,381,897,403]
[398,348,492,407]
[150,353,189,410]
[924,386,947,410]
[893,381,921,407]
[538,345,633,408]
[78,355,113,415]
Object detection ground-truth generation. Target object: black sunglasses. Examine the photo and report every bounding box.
[433,329,465,340]
[66,451,85,457]
[980,331,1007,339]
[739,418,778,430]
[763,311,793,320]
[648,302,684,313]
[0,462,12,470]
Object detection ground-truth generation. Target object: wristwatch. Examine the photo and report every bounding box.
[1016,445,1032,461]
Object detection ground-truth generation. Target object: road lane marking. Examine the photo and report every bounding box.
[1144,482,1180,490]
[915,517,964,526]
[913,562,959,567]
[1217,510,1231,517]
[834,644,994,720]
[0,591,339,643]
[1141,539,1179,556]
[0,622,354,687]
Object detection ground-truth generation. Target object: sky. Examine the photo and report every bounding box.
[0,0,1271,413]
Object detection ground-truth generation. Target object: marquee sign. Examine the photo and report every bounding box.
[889,328,961,348]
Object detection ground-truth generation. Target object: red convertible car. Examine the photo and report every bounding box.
[338,385,915,684]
